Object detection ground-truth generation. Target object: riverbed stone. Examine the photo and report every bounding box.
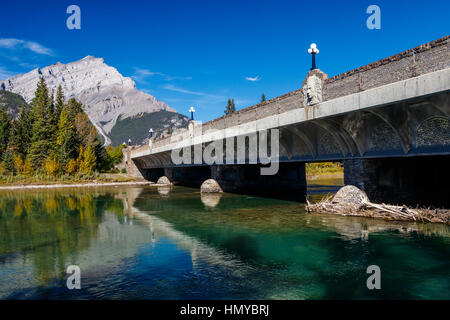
[200,179,223,193]
[333,185,369,205]
[157,176,171,185]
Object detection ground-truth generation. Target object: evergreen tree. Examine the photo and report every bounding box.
[56,107,77,167]
[261,93,266,103]
[76,145,84,170]
[28,77,54,168]
[55,85,65,121]
[81,142,96,175]
[2,150,14,173]
[0,106,10,158]
[56,107,72,146]
[9,107,33,158]
[167,126,172,134]
[224,98,236,115]
[48,89,57,139]
[66,98,83,121]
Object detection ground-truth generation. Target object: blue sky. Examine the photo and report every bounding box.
[0,0,448,121]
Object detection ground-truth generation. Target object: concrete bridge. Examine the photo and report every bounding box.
[129,36,450,206]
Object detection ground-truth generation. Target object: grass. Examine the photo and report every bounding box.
[305,162,343,178]
[0,172,140,186]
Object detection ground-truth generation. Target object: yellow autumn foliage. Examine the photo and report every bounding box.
[43,157,62,176]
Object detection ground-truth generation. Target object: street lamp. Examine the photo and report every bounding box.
[149,128,154,138]
[308,43,319,70]
[189,106,195,120]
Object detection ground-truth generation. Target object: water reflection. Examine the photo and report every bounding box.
[201,193,223,208]
[0,185,449,299]
[157,186,172,196]
[0,189,124,288]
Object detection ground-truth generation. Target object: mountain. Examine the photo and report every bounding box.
[0,90,30,119]
[0,56,189,145]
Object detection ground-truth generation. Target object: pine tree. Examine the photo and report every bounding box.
[261,93,266,103]
[22,157,33,176]
[0,106,10,158]
[13,154,24,174]
[59,129,77,168]
[10,107,33,158]
[81,142,96,175]
[66,98,83,121]
[76,145,84,171]
[28,77,54,168]
[2,150,14,173]
[48,89,57,139]
[224,98,236,115]
[55,85,65,121]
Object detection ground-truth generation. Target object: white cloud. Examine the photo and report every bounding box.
[163,84,209,96]
[133,67,191,83]
[0,38,54,56]
[245,76,260,82]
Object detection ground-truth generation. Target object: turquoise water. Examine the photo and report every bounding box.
[0,184,449,299]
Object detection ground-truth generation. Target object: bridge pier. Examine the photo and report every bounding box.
[344,156,450,207]
[144,163,307,201]
[213,162,307,201]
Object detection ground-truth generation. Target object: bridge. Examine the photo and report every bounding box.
[128,36,450,206]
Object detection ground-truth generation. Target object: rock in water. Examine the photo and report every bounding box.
[200,179,223,193]
[157,176,171,185]
[333,185,369,205]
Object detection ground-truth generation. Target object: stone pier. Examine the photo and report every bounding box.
[344,156,450,207]
[143,162,307,201]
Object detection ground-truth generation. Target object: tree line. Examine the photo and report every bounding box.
[0,77,122,178]
[224,93,267,116]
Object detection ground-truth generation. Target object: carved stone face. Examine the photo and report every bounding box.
[303,75,322,106]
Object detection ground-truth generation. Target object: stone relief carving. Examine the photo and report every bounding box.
[303,75,323,106]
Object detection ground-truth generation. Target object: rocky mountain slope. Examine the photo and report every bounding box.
[0,56,189,145]
[0,90,30,119]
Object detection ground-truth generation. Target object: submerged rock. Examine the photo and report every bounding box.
[157,176,171,185]
[200,179,223,193]
[333,185,369,205]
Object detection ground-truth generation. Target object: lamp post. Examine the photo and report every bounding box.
[189,106,195,120]
[308,43,319,70]
[149,128,154,138]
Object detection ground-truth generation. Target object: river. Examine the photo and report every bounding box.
[0,181,448,299]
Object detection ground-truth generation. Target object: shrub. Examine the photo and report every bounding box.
[22,158,33,176]
[13,154,24,174]
[65,159,78,175]
[121,168,127,174]
[43,157,62,177]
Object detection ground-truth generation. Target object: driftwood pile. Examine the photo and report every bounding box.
[306,186,450,225]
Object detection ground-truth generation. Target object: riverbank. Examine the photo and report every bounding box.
[0,180,158,190]
[305,162,344,181]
